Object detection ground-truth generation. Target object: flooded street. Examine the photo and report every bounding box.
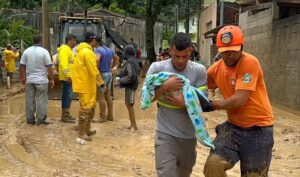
[0,87,299,177]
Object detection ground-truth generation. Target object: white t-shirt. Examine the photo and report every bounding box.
[147,59,207,139]
[20,45,52,84]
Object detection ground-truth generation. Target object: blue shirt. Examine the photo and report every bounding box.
[94,46,114,73]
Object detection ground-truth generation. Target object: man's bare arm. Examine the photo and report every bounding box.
[212,90,251,110]
[111,54,119,69]
[96,53,101,67]
[47,67,55,89]
[19,64,26,84]
[152,76,183,102]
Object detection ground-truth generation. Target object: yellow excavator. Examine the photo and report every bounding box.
[49,15,104,99]
[49,14,128,99]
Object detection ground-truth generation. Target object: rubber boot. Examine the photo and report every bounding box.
[203,154,234,177]
[78,109,92,142]
[99,91,107,121]
[61,108,75,123]
[86,108,96,136]
[65,108,76,121]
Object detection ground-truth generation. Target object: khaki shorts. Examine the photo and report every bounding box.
[125,88,136,105]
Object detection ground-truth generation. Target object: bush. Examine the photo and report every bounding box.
[0,15,36,50]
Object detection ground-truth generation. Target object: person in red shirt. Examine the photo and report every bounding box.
[204,25,274,177]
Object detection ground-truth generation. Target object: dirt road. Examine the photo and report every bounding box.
[0,87,299,177]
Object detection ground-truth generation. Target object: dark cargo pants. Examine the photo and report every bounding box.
[204,122,274,177]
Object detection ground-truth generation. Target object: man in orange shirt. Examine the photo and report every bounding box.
[204,26,274,177]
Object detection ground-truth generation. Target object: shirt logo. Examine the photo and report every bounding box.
[242,73,252,84]
[230,78,236,86]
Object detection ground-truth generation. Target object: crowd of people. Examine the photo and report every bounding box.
[2,25,275,177]
[18,32,141,144]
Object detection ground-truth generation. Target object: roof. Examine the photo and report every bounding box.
[203,23,238,39]
[88,9,138,20]
[203,26,224,38]
[89,9,123,17]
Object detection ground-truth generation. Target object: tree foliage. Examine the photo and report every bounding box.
[0,16,36,49]
[0,0,188,61]
[4,0,41,10]
[0,0,37,49]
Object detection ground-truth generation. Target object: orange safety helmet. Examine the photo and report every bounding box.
[216,25,244,53]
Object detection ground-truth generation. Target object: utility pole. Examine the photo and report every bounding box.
[174,5,178,33]
[84,10,87,35]
[220,0,224,26]
[67,0,70,14]
[67,0,74,16]
[42,0,50,51]
[185,0,190,34]
[84,1,87,35]
[197,0,203,49]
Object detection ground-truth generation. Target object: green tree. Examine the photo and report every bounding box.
[0,16,36,49]
[5,0,41,10]
[145,0,162,63]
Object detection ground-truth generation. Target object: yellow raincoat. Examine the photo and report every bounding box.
[58,44,74,81]
[72,42,104,94]
[72,43,104,109]
[4,49,19,73]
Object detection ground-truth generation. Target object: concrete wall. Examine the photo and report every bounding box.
[199,2,217,65]
[239,4,300,111]
[178,13,198,43]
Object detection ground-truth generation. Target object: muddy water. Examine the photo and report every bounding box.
[0,88,299,177]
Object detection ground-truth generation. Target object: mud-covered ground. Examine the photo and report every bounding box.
[0,86,299,177]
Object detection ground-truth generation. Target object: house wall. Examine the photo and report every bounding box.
[178,13,198,43]
[239,3,300,111]
[199,2,217,66]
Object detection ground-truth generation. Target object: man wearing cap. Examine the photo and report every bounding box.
[58,34,77,123]
[204,25,274,177]
[72,32,105,144]
[93,36,119,123]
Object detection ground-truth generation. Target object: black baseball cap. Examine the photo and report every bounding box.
[85,32,97,40]
[95,36,102,43]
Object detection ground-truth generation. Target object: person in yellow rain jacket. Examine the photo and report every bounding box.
[4,44,19,81]
[72,32,105,145]
[58,34,77,123]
